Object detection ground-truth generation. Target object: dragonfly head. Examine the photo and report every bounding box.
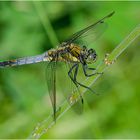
[84,48,97,64]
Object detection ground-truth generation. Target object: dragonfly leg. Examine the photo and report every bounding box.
[68,63,83,103]
[68,63,79,87]
[73,64,84,104]
[68,64,96,94]
[82,64,103,77]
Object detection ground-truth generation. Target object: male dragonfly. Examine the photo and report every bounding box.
[0,11,114,120]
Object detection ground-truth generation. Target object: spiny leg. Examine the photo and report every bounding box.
[68,63,78,86]
[68,63,96,94]
[68,63,82,103]
[82,64,103,77]
[73,64,84,104]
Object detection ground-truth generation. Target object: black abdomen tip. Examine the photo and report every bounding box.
[0,61,16,68]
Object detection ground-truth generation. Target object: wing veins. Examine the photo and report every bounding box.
[65,11,115,45]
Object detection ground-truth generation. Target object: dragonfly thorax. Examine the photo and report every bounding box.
[82,48,97,64]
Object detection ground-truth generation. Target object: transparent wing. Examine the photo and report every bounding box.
[51,61,84,115]
[64,11,114,46]
[46,61,89,116]
[46,61,57,120]
[72,22,107,46]
[54,61,74,101]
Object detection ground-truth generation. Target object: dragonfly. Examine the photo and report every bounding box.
[0,11,114,120]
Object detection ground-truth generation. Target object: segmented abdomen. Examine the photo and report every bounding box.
[0,52,50,68]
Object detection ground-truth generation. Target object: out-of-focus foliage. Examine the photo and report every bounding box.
[0,1,140,139]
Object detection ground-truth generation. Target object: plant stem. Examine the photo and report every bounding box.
[33,2,59,48]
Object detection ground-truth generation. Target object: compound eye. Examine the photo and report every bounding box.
[93,53,97,59]
[86,51,97,63]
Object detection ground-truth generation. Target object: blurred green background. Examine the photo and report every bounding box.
[0,1,140,139]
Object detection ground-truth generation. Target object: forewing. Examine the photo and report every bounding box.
[64,11,114,47]
[72,22,107,47]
